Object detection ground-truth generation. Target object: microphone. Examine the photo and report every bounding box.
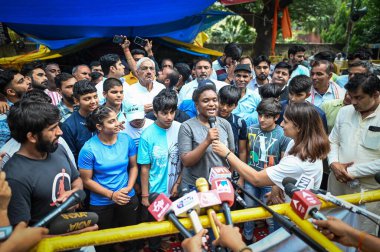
[229,178,328,252]
[211,178,234,225]
[196,178,220,238]
[284,183,327,221]
[375,172,380,184]
[208,167,231,184]
[234,191,247,208]
[48,212,98,235]
[148,193,192,239]
[208,116,216,128]
[33,190,86,228]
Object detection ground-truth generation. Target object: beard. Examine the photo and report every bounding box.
[36,133,59,153]
[62,94,75,105]
[256,73,268,81]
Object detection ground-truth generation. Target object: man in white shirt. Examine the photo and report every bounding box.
[328,73,380,234]
[306,60,346,107]
[124,57,165,113]
[178,58,227,117]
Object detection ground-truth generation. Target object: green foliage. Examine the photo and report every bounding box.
[205,15,257,43]
[322,0,380,53]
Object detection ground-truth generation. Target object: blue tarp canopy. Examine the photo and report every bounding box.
[1,0,229,49]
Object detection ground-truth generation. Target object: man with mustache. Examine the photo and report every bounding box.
[248,55,271,95]
[44,63,62,105]
[20,61,48,90]
[3,99,83,226]
[55,73,76,123]
[270,62,293,101]
[178,58,227,117]
[0,69,29,147]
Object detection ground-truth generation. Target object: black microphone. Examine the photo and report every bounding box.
[48,212,98,234]
[375,172,380,184]
[148,193,193,239]
[208,116,216,128]
[229,178,328,252]
[33,190,86,228]
[234,191,247,208]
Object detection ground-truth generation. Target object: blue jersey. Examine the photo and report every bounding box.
[78,133,137,206]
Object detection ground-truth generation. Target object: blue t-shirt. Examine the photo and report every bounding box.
[247,124,290,171]
[137,122,182,196]
[78,133,136,206]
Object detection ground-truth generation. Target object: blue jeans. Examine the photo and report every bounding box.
[243,182,275,240]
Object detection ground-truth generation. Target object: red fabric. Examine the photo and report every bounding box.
[281,7,292,39]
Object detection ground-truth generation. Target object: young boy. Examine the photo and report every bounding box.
[218,85,247,183]
[244,98,290,242]
[137,89,182,251]
[277,75,328,132]
[103,77,127,122]
[61,80,99,163]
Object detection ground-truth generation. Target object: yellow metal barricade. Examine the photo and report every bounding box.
[34,190,380,252]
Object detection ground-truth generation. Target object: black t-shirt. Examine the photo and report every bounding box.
[4,144,79,225]
[225,114,247,156]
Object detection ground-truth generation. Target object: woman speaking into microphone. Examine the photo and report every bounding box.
[178,84,235,191]
[212,102,330,193]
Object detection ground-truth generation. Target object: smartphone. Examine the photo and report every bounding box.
[134,36,147,47]
[113,35,125,44]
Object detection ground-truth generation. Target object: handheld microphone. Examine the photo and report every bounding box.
[208,116,216,128]
[284,184,327,221]
[148,193,192,238]
[211,178,234,225]
[33,190,86,228]
[196,178,220,238]
[229,178,328,252]
[48,212,98,234]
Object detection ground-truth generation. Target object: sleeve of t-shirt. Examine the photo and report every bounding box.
[178,123,193,155]
[78,143,94,170]
[266,155,303,189]
[137,135,151,165]
[6,179,32,225]
[225,120,235,151]
[61,121,77,156]
[238,118,247,141]
[280,135,291,153]
[127,135,137,157]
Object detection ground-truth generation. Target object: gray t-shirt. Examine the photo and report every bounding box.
[179,117,235,189]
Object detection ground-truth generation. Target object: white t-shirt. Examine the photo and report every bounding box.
[122,118,154,147]
[266,140,323,190]
[124,81,165,106]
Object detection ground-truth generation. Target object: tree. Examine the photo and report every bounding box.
[208,0,339,55]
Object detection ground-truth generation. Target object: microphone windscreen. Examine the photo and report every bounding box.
[208,116,216,125]
[74,190,87,202]
[148,193,160,205]
[195,177,209,192]
[48,212,98,235]
[282,177,297,188]
[375,172,380,184]
[211,179,234,207]
[284,183,297,197]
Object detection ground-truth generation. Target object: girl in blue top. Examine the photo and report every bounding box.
[79,105,139,252]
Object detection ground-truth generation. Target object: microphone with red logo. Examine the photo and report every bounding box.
[211,178,234,225]
[283,180,327,221]
[148,193,192,238]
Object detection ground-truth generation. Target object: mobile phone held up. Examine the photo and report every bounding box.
[113,35,125,44]
[134,36,147,47]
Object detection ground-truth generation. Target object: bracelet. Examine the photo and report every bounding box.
[141,194,149,197]
[238,246,253,252]
[225,151,231,160]
[110,191,115,200]
[358,231,366,251]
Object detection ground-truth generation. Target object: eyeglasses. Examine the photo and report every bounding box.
[140,66,155,71]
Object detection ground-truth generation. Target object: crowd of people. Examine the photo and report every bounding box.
[0,38,379,252]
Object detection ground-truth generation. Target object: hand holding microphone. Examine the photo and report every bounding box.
[207,116,219,144]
